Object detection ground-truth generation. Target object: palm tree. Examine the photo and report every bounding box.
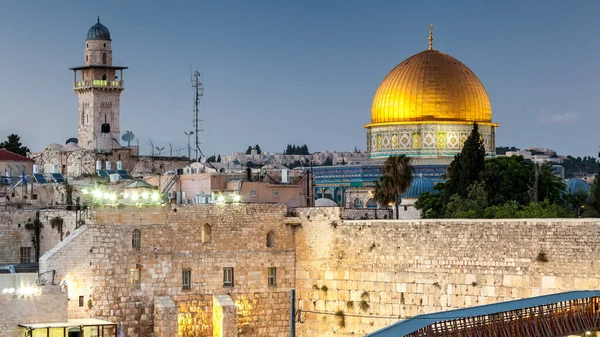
[373,155,414,219]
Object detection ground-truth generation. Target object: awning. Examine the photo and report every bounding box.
[19,318,116,329]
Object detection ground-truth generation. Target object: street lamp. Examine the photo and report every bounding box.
[183,131,194,163]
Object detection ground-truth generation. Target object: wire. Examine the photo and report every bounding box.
[298,309,400,320]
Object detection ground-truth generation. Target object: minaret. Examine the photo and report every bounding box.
[70,17,128,150]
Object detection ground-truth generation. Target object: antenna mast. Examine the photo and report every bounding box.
[191,70,204,162]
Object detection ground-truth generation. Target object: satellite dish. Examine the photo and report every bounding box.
[121,131,135,147]
[65,137,78,145]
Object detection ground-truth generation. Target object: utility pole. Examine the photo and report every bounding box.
[184,131,194,164]
[191,71,204,163]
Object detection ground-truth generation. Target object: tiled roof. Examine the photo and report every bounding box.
[0,149,33,161]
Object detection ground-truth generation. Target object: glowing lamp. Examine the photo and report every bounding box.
[233,195,241,202]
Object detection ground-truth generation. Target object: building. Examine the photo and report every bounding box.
[70,17,127,150]
[313,26,497,215]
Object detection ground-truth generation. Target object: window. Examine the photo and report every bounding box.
[273,189,280,197]
[223,267,234,287]
[250,190,257,197]
[182,269,191,290]
[268,267,277,286]
[103,43,106,47]
[130,269,141,288]
[202,224,211,243]
[102,74,107,80]
[32,194,38,200]
[20,247,32,264]
[79,296,84,307]
[404,206,408,211]
[266,231,275,248]
[86,55,88,62]
[132,230,141,249]
[102,53,107,65]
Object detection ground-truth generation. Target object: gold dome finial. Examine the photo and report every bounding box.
[428,24,434,50]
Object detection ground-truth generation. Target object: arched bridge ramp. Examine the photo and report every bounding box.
[366,290,600,337]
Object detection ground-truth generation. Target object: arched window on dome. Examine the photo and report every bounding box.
[102,53,107,65]
[266,231,275,248]
[202,224,211,243]
[132,229,141,249]
[353,198,363,209]
[366,198,377,209]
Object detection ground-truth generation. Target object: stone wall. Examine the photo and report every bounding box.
[292,211,600,336]
[0,285,68,337]
[0,210,77,264]
[41,204,296,336]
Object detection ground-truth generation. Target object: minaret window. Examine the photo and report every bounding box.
[102,53,107,65]
[86,55,88,62]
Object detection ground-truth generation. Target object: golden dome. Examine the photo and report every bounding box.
[369,49,494,126]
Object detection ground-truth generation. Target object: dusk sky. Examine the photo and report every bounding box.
[0,0,598,158]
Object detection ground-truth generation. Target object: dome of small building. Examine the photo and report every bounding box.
[567,178,590,196]
[87,18,111,41]
[315,198,339,207]
[402,175,434,199]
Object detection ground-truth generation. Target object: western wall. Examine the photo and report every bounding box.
[34,204,600,336]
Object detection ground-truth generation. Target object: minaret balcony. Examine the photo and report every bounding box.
[74,80,124,89]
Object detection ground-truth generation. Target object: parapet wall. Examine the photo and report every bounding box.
[294,216,600,336]
[42,204,296,336]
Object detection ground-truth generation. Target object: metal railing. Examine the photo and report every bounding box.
[74,80,123,88]
[406,297,600,337]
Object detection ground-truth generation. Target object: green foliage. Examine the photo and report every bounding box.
[322,156,333,166]
[445,182,488,218]
[482,201,521,218]
[373,155,414,219]
[285,144,310,155]
[24,214,43,263]
[254,144,262,154]
[358,300,370,312]
[495,146,519,155]
[535,163,566,204]
[0,134,30,157]
[482,156,532,206]
[561,155,598,178]
[216,154,221,162]
[334,310,345,328]
[444,122,486,200]
[245,146,252,155]
[320,285,328,293]
[50,216,64,241]
[415,183,446,218]
[589,176,600,214]
[536,251,549,262]
[346,301,354,310]
[206,155,216,163]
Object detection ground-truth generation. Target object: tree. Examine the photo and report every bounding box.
[50,216,64,241]
[444,122,486,200]
[245,146,252,155]
[533,163,565,204]
[373,155,414,219]
[254,144,262,154]
[216,154,221,163]
[445,181,488,218]
[373,177,395,209]
[206,155,216,163]
[322,156,333,166]
[415,183,445,218]
[482,156,532,206]
[0,134,30,156]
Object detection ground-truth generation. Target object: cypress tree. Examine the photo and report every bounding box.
[445,122,486,199]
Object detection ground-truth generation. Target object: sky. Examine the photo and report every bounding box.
[0,0,598,158]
